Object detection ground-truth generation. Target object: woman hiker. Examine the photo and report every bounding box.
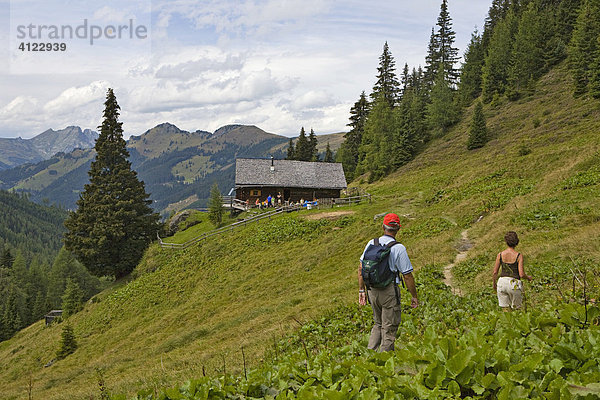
[492,231,533,311]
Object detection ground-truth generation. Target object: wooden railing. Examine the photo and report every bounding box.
[159,192,371,250]
[159,204,302,249]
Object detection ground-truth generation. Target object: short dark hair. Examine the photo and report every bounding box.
[505,231,519,247]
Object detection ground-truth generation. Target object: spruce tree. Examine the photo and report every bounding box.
[358,95,406,180]
[424,28,440,88]
[507,3,545,98]
[568,0,600,96]
[436,0,460,86]
[324,142,334,163]
[208,183,224,227]
[400,63,410,99]
[467,101,488,150]
[458,31,485,107]
[64,89,160,279]
[56,324,77,360]
[1,248,14,269]
[294,127,311,161]
[482,0,511,51]
[61,278,84,318]
[286,138,295,160]
[340,92,370,179]
[308,129,319,161]
[32,290,47,322]
[371,42,401,107]
[46,247,100,309]
[481,11,517,102]
[590,44,600,98]
[426,67,460,137]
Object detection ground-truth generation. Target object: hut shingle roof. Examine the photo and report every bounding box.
[235,158,347,189]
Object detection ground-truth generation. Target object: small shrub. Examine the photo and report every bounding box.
[518,144,532,156]
[56,324,77,360]
[532,117,541,128]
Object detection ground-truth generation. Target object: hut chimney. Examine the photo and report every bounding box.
[270,156,275,172]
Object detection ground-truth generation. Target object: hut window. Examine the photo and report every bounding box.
[251,190,261,196]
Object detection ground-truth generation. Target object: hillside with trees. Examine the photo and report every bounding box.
[337,0,589,183]
[0,190,103,341]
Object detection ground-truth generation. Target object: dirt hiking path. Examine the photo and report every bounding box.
[443,230,473,296]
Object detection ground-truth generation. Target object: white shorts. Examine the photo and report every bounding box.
[497,276,523,309]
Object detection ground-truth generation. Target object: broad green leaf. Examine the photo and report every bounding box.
[446,349,474,378]
[424,362,445,389]
[549,358,563,373]
[568,383,600,396]
[481,373,497,389]
[448,380,461,396]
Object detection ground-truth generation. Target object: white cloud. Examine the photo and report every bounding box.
[0,96,39,118]
[43,81,110,115]
[92,6,133,23]
[0,1,492,139]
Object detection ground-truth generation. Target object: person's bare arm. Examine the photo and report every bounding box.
[358,262,367,305]
[518,254,532,281]
[492,253,501,290]
[403,272,418,308]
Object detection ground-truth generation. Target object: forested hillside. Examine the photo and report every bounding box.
[337,0,592,182]
[0,190,103,341]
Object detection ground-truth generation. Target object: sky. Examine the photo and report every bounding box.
[0,0,491,139]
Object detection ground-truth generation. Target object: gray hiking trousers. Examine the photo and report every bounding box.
[367,283,401,352]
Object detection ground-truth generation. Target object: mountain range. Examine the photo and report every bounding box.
[0,123,344,215]
[0,126,98,170]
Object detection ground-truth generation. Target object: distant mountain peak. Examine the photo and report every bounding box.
[0,126,98,170]
[213,124,245,137]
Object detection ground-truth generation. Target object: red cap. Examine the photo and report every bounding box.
[383,213,401,228]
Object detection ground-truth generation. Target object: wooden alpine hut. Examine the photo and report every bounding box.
[234,157,347,204]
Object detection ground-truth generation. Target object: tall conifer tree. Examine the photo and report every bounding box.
[339,92,369,180]
[64,89,159,279]
[324,143,334,163]
[308,129,319,161]
[458,31,485,106]
[507,3,545,98]
[568,0,600,96]
[294,127,311,161]
[436,0,460,86]
[481,12,517,102]
[286,138,295,160]
[371,42,401,107]
[424,28,440,88]
[427,67,460,137]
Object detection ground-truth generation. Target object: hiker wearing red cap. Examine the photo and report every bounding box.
[358,213,418,352]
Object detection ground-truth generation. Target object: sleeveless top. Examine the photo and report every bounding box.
[499,253,520,279]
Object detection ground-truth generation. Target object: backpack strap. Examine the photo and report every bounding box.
[385,240,404,290]
[373,237,379,246]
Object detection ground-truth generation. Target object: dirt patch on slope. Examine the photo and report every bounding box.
[303,210,356,220]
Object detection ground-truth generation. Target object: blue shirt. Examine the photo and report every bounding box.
[360,235,413,283]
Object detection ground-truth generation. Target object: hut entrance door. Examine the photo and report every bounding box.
[284,188,291,201]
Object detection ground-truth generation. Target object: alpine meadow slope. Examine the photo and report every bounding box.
[0,63,599,398]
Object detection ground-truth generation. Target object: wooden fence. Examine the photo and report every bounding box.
[159,192,371,250]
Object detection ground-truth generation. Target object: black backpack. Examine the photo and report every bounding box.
[361,238,400,289]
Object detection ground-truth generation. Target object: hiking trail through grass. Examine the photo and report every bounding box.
[442,229,472,296]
